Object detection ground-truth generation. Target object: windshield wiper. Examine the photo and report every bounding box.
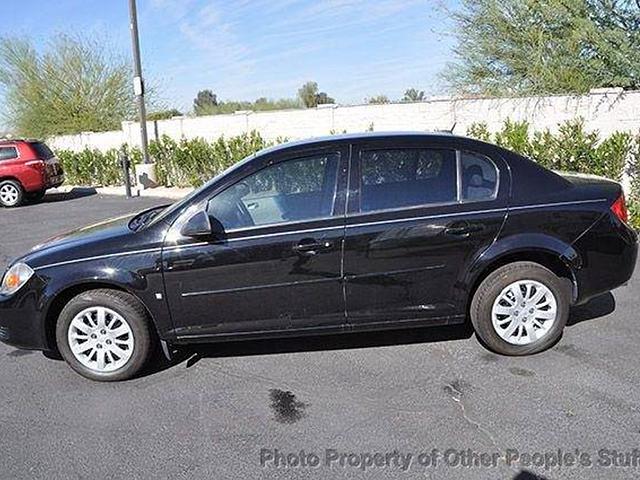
[129,206,168,231]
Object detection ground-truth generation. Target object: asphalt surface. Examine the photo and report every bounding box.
[1,190,639,479]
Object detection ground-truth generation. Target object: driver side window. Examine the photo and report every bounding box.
[207,152,340,230]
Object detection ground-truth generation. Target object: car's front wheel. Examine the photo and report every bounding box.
[56,289,153,381]
[470,261,570,355]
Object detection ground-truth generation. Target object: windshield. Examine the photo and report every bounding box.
[144,151,260,228]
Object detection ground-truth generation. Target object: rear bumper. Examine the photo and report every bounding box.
[0,281,48,351]
[46,174,65,189]
[572,214,638,305]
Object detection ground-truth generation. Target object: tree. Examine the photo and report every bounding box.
[193,89,218,115]
[190,94,301,115]
[403,88,425,102]
[367,95,390,104]
[443,0,640,96]
[0,34,134,137]
[297,81,335,108]
[147,109,182,121]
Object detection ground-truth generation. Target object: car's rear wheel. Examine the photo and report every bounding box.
[0,180,24,207]
[470,261,570,355]
[56,289,153,381]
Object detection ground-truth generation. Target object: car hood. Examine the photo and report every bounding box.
[19,214,140,269]
[35,215,134,251]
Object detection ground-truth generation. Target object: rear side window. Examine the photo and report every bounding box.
[0,146,18,161]
[460,152,498,201]
[360,149,457,212]
[29,142,54,159]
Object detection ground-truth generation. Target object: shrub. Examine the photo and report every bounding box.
[57,148,123,186]
[57,131,277,188]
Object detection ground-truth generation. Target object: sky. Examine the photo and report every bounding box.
[0,0,459,112]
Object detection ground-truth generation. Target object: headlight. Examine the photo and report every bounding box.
[0,263,34,296]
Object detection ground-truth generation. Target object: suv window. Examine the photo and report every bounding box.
[461,151,498,201]
[29,142,54,160]
[0,146,18,162]
[208,152,340,230]
[360,148,456,212]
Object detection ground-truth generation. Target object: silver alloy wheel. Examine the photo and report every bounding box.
[491,279,558,345]
[67,306,135,372]
[0,184,19,206]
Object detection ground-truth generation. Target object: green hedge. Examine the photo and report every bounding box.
[467,119,640,228]
[57,131,276,189]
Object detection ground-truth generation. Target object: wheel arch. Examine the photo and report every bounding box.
[465,234,580,318]
[0,176,23,184]
[44,280,159,352]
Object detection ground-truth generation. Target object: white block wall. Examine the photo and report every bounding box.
[47,88,640,153]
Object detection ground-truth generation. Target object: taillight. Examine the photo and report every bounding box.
[611,194,628,224]
[25,160,45,170]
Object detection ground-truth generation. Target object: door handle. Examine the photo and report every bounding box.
[292,239,333,256]
[444,223,482,237]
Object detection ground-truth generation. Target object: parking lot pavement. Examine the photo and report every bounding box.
[1,192,640,480]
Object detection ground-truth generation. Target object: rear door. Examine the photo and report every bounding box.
[343,138,509,327]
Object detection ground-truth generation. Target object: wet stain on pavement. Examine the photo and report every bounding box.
[480,353,501,363]
[509,367,535,377]
[269,389,308,424]
[443,379,472,398]
[7,350,34,357]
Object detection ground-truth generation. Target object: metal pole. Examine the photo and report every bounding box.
[120,149,132,198]
[128,0,151,165]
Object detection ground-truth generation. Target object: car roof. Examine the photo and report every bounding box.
[0,138,40,145]
[256,131,467,156]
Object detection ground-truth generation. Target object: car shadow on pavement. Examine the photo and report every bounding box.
[514,470,549,480]
[131,292,616,379]
[567,292,615,327]
[153,323,476,376]
[38,187,97,204]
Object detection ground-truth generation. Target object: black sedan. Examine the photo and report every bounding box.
[0,133,637,381]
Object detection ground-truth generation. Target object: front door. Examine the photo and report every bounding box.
[343,141,508,326]
[163,147,348,340]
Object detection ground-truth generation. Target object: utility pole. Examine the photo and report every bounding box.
[128,0,151,165]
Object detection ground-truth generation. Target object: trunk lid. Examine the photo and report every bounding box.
[555,171,622,202]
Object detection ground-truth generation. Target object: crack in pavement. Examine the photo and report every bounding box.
[443,380,518,474]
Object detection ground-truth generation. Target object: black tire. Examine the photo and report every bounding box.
[470,261,570,356]
[26,189,46,202]
[0,179,24,207]
[56,289,153,381]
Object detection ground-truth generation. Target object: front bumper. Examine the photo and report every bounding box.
[0,281,49,351]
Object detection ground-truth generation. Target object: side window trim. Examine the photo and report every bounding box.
[456,150,463,203]
[350,146,500,216]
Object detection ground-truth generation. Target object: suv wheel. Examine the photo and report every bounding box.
[470,261,570,355]
[0,180,24,207]
[56,289,153,381]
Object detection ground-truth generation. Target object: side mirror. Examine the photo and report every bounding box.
[180,210,215,237]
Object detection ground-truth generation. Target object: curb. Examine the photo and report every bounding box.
[49,185,193,201]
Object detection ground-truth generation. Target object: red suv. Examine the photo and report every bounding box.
[0,139,64,207]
